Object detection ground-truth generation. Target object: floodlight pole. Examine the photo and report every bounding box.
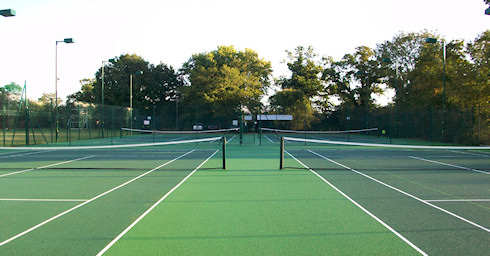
[101,59,114,138]
[425,37,446,142]
[129,71,143,133]
[55,38,74,143]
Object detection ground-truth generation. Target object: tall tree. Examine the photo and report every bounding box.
[69,54,182,116]
[376,31,437,107]
[270,46,323,129]
[180,45,272,127]
[323,46,384,109]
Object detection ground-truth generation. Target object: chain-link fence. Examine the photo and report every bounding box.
[2,95,487,147]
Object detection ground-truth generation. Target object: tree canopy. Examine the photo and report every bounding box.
[180,45,272,127]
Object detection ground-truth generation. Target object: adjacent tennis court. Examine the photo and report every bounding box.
[0,129,488,255]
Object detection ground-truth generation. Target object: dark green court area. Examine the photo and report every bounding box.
[0,134,488,255]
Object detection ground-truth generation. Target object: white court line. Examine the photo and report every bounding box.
[0,156,94,178]
[0,150,56,159]
[97,149,219,255]
[450,150,490,158]
[409,156,490,175]
[0,198,88,202]
[0,150,195,248]
[308,150,490,233]
[285,150,427,256]
[263,135,275,143]
[227,135,236,142]
[425,199,490,202]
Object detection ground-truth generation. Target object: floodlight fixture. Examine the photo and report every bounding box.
[0,9,15,17]
[54,38,75,142]
[486,7,490,15]
[425,38,437,44]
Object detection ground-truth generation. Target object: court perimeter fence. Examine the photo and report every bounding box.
[0,97,488,146]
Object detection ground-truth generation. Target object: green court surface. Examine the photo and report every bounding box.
[0,134,488,255]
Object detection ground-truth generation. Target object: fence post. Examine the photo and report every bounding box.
[280,137,284,170]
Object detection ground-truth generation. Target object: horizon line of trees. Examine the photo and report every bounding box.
[2,29,488,143]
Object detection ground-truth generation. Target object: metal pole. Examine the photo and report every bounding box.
[442,41,446,142]
[3,89,6,147]
[55,41,59,143]
[101,62,105,138]
[222,136,226,170]
[280,137,284,169]
[50,99,53,143]
[25,83,29,146]
[175,96,178,130]
[130,74,133,133]
[153,105,156,143]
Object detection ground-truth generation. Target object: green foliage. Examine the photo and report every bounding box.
[69,54,183,116]
[1,82,22,95]
[180,45,272,126]
[323,46,384,110]
[270,46,322,129]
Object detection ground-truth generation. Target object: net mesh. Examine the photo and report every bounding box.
[261,127,381,144]
[0,136,226,171]
[280,136,490,172]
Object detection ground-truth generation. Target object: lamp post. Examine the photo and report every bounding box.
[130,71,143,132]
[382,58,399,142]
[0,9,15,17]
[55,38,74,142]
[101,58,115,138]
[425,37,446,142]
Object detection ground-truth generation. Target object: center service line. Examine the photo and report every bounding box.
[97,150,219,255]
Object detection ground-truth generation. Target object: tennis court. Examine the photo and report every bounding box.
[0,129,488,255]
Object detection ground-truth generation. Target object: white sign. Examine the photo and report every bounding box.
[257,115,293,121]
[143,120,150,125]
[232,120,238,126]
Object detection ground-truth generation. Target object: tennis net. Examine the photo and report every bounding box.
[261,127,381,144]
[0,136,227,172]
[120,128,238,144]
[279,136,490,172]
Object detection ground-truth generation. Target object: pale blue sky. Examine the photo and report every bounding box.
[1,0,489,102]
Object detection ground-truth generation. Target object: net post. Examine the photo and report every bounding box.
[280,136,284,169]
[222,136,226,170]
